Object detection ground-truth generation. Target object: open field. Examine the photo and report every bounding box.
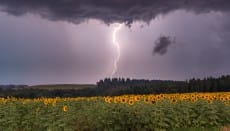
[28,84,95,90]
[0,92,230,130]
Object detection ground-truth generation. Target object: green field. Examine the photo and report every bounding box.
[0,93,230,130]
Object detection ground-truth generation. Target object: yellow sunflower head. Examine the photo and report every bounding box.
[63,106,68,112]
[144,97,150,104]
[121,97,127,104]
[128,100,134,106]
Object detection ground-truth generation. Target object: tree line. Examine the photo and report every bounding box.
[96,75,230,95]
[0,75,230,98]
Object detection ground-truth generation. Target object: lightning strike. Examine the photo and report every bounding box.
[111,24,122,77]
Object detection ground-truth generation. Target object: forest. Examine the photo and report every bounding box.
[0,75,230,98]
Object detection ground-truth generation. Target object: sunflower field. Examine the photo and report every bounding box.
[0,92,230,131]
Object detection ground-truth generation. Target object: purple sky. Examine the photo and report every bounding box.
[0,0,230,85]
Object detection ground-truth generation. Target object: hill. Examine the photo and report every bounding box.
[28,84,95,90]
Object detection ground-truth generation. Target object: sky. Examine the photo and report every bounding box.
[0,0,230,85]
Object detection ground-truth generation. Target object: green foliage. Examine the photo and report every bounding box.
[0,99,229,130]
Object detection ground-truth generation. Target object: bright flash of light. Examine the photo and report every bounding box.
[111,24,122,77]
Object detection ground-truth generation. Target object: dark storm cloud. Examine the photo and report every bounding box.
[153,35,175,55]
[0,0,230,25]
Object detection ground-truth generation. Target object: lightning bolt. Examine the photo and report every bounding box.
[111,24,122,77]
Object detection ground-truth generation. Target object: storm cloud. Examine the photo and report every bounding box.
[0,0,230,25]
[153,35,175,55]
[0,1,230,84]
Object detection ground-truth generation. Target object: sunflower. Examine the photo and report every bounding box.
[190,98,197,103]
[63,106,68,112]
[43,99,49,105]
[171,99,177,104]
[108,98,113,103]
[113,97,119,103]
[220,97,225,101]
[134,96,140,101]
[121,97,127,104]
[201,95,205,99]
[151,99,156,104]
[128,100,134,106]
[104,97,112,103]
[144,97,150,104]
[223,97,228,101]
[191,94,195,98]
[227,96,230,101]
[160,94,164,98]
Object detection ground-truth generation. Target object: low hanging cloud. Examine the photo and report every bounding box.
[153,35,175,55]
[0,0,230,25]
